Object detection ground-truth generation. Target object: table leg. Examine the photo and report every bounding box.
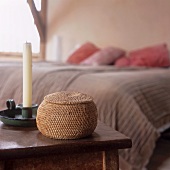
[0,161,4,170]
[103,150,119,170]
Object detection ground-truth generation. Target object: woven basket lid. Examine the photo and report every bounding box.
[44,91,93,105]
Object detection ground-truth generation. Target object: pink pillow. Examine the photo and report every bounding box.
[80,47,125,65]
[129,43,170,67]
[115,56,131,67]
[67,42,100,64]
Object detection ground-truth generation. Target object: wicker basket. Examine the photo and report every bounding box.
[36,91,98,139]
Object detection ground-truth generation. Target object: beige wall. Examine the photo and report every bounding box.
[46,0,170,61]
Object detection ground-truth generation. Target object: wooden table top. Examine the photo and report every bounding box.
[0,121,132,160]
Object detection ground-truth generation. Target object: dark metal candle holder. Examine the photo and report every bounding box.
[0,99,38,127]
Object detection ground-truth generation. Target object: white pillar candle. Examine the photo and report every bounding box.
[23,42,32,107]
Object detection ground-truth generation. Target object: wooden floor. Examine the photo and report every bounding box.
[147,129,170,170]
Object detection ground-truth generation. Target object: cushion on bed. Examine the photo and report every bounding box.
[129,43,170,67]
[115,56,131,67]
[66,42,100,64]
[80,46,125,65]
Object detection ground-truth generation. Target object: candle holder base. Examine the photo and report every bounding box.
[0,100,38,127]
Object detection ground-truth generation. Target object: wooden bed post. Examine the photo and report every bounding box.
[27,0,47,60]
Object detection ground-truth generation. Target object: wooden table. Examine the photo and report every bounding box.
[0,121,132,170]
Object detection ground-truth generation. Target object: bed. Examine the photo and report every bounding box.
[0,61,170,170]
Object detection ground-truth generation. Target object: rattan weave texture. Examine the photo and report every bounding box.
[36,91,98,139]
